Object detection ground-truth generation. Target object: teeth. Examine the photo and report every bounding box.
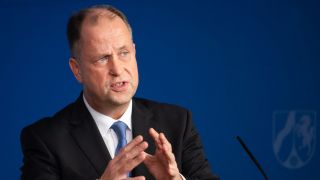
[115,82,123,87]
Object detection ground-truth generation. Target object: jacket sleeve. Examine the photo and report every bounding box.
[181,110,220,180]
[20,126,60,180]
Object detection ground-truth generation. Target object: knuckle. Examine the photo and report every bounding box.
[123,153,130,159]
[170,154,176,161]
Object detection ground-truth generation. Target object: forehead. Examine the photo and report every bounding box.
[83,9,119,27]
[79,10,132,49]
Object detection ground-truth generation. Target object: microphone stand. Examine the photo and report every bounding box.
[236,136,269,180]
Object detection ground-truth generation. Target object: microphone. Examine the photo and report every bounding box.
[236,136,269,180]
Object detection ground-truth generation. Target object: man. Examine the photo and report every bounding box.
[20,5,219,180]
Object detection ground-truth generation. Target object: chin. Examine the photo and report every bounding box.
[107,95,132,106]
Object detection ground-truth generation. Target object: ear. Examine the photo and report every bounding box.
[69,57,83,83]
[132,43,136,54]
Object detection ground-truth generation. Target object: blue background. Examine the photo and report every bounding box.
[0,0,319,179]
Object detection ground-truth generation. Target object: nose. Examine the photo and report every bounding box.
[108,55,123,76]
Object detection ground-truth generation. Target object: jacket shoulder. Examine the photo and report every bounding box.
[133,97,189,113]
[133,97,192,125]
[21,101,76,135]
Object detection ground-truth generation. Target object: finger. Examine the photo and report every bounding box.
[143,152,152,160]
[116,141,148,173]
[113,135,144,162]
[126,176,145,180]
[163,148,176,165]
[119,150,147,173]
[159,133,172,151]
[149,128,163,149]
[118,140,148,163]
[124,135,144,151]
[143,152,155,165]
[119,140,148,159]
[158,133,176,164]
[148,128,159,141]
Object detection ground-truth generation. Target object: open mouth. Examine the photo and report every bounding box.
[110,81,128,91]
[111,82,125,87]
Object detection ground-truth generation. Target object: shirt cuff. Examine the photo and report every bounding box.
[180,173,186,180]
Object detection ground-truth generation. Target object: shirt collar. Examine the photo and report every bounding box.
[83,95,132,131]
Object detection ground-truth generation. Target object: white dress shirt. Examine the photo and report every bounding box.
[83,95,133,158]
[83,96,186,180]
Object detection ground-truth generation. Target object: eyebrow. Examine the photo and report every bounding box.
[117,45,129,51]
[90,52,111,61]
[90,45,130,60]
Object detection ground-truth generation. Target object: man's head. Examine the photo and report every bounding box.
[67,5,139,116]
[67,5,133,58]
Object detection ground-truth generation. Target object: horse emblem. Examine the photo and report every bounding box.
[273,111,316,169]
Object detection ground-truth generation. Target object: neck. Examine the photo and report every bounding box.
[84,94,130,120]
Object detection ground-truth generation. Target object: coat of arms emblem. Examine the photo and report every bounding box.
[273,111,316,169]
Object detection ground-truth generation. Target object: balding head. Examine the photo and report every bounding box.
[67,5,132,58]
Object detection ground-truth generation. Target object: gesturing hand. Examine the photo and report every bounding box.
[99,135,148,180]
[143,128,182,180]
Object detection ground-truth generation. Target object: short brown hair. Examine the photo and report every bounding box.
[66,4,132,57]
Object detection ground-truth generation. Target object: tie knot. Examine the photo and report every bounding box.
[111,121,127,140]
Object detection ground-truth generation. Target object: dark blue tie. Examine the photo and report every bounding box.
[111,121,127,155]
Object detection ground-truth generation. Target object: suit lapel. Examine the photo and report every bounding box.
[68,96,111,176]
[67,96,158,178]
[131,98,157,179]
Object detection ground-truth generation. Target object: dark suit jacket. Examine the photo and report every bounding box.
[20,95,219,180]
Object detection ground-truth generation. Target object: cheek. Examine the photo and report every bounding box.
[130,59,138,72]
[83,67,108,87]
[131,63,139,81]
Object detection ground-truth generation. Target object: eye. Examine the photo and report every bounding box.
[96,55,110,63]
[119,50,129,57]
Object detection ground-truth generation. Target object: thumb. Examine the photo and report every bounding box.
[142,152,154,166]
